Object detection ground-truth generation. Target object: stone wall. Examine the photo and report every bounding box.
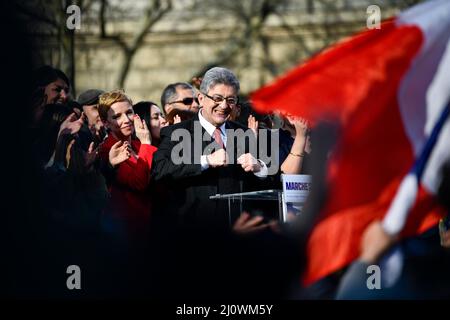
[31,0,412,103]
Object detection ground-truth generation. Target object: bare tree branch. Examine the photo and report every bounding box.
[117,0,173,87]
[99,0,107,38]
[78,0,95,13]
[259,34,277,77]
[274,11,313,57]
[99,0,173,87]
[99,0,128,50]
[191,0,279,79]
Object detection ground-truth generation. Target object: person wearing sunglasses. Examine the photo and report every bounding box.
[161,82,200,115]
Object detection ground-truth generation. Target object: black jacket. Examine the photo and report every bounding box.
[152,114,270,228]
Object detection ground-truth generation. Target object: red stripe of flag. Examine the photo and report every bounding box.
[251,20,445,286]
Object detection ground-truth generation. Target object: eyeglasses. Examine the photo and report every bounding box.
[168,97,199,105]
[202,92,238,106]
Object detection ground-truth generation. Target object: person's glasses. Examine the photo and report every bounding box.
[202,92,238,106]
[169,97,199,105]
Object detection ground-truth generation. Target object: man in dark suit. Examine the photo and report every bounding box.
[152,67,271,229]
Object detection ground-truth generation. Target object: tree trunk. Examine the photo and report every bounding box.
[117,48,135,89]
[58,0,76,96]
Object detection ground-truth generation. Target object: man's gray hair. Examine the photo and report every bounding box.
[200,67,240,94]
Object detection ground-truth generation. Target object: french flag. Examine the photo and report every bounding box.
[251,0,450,286]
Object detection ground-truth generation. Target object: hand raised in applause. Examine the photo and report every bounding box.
[247,115,259,138]
[58,112,85,138]
[287,116,309,138]
[109,140,131,167]
[134,114,151,145]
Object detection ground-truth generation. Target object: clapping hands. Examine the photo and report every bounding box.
[134,114,151,145]
[109,140,132,167]
[58,112,85,138]
[206,148,229,168]
[247,115,259,137]
[237,153,261,173]
[287,116,309,138]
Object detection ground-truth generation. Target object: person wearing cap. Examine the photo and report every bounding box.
[77,89,106,144]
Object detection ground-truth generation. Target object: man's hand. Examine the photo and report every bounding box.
[206,148,228,168]
[233,212,269,235]
[109,140,131,167]
[360,220,397,264]
[237,153,261,173]
[134,114,151,145]
[58,112,85,138]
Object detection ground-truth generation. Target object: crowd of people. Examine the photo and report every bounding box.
[11,64,450,299]
[20,65,314,298]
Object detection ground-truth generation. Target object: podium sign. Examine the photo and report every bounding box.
[281,174,312,222]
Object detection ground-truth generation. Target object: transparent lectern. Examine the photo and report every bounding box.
[209,189,284,227]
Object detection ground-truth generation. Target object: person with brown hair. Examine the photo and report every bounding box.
[30,65,71,127]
